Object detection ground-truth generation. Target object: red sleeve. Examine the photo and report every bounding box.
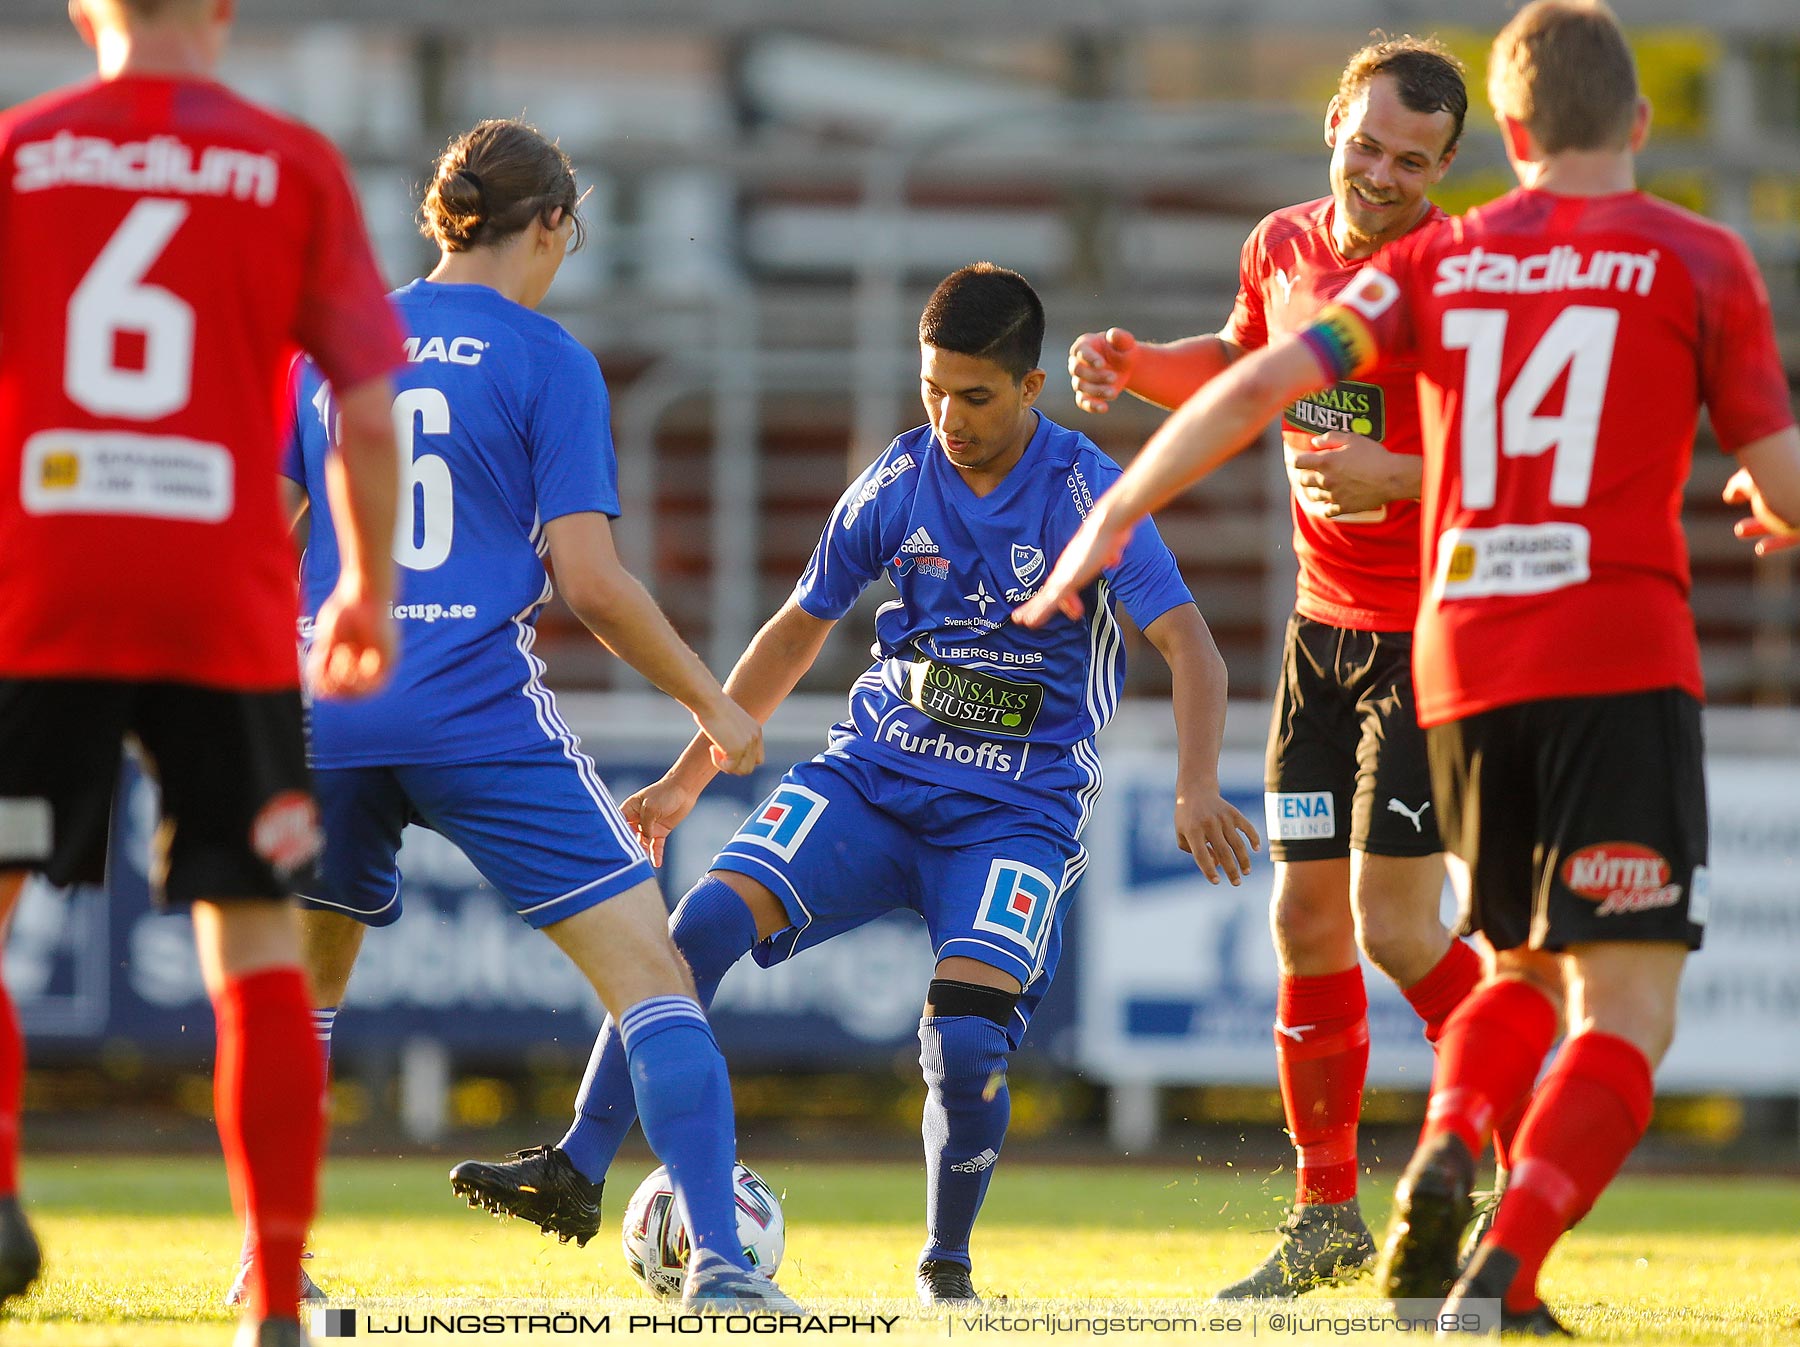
[1696,231,1796,453]
[1219,222,1269,352]
[292,133,401,392]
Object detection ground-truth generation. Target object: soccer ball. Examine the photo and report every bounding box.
[620,1162,784,1300]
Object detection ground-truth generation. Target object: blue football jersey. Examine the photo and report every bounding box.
[286,279,619,767]
[797,413,1194,837]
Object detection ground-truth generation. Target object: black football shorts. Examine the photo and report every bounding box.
[0,678,316,906]
[1264,613,1441,862]
[1426,687,1708,952]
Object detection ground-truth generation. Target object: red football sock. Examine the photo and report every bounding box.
[1276,967,1369,1205]
[1492,1096,1527,1172]
[0,979,20,1196]
[1421,978,1558,1157]
[214,968,323,1320]
[1403,940,1482,1044]
[1486,1032,1653,1313]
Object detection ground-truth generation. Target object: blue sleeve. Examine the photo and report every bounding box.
[527,336,621,522]
[279,357,310,486]
[1104,513,1194,630]
[792,460,894,620]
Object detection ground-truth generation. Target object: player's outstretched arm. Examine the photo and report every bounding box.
[1141,604,1260,885]
[621,597,837,865]
[310,375,399,699]
[545,512,763,776]
[1725,427,1800,556]
[1068,328,1242,414]
[1017,336,1331,627]
[1288,430,1423,516]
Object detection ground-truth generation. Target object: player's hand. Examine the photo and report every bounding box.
[622,775,702,869]
[1723,467,1800,556]
[1289,432,1418,517]
[1173,786,1261,886]
[1068,328,1138,415]
[1012,507,1130,627]
[694,695,764,776]
[307,581,395,699]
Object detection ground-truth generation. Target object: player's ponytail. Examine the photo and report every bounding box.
[420,120,586,254]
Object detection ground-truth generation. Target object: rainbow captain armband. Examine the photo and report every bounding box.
[1299,304,1379,383]
[1298,265,1397,381]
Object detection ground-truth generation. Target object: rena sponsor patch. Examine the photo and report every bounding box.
[973,858,1056,951]
[1560,842,1683,917]
[731,783,828,861]
[1265,791,1337,841]
[251,790,322,878]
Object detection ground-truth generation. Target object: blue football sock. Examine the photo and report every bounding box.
[920,1014,1012,1267]
[558,876,757,1182]
[619,995,747,1268]
[312,1006,337,1075]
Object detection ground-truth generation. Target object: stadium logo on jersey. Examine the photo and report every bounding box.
[974,859,1056,950]
[732,784,828,861]
[1283,380,1386,442]
[403,335,489,365]
[1561,842,1683,917]
[841,453,917,527]
[1010,544,1046,590]
[1265,791,1337,841]
[1338,268,1400,321]
[14,131,279,204]
[1434,245,1658,299]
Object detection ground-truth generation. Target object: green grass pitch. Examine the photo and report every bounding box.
[2,1156,1797,1343]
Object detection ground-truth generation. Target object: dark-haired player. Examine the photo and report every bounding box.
[277,118,799,1314]
[451,262,1259,1305]
[1021,0,1800,1333]
[0,2,400,1343]
[1070,36,1484,1298]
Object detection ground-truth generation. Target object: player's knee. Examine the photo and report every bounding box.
[1491,947,1565,1009]
[919,987,1015,1100]
[1353,908,1440,984]
[1271,884,1354,962]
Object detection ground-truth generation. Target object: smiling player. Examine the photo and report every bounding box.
[1068,37,1487,1298]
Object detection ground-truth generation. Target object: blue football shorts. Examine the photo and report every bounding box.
[712,753,1086,1047]
[298,737,655,930]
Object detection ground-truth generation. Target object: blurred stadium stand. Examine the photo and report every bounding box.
[4,0,1795,705]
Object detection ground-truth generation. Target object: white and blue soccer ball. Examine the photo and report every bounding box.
[620,1162,785,1300]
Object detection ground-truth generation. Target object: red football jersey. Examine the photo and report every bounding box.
[1222,196,1445,632]
[0,74,400,690]
[1304,188,1795,725]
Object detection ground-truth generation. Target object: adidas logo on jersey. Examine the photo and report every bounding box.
[900,526,939,555]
